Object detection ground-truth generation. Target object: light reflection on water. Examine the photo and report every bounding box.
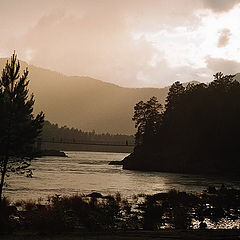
[4,151,240,201]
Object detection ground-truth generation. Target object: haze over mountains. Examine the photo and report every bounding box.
[0,58,170,134]
[0,58,239,134]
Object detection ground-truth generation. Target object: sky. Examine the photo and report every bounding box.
[0,0,240,88]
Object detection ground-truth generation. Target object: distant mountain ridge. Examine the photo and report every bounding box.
[0,58,170,134]
[0,58,238,134]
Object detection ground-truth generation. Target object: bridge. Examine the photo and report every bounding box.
[38,139,135,147]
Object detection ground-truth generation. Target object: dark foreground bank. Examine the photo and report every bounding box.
[1,230,240,240]
[1,186,240,234]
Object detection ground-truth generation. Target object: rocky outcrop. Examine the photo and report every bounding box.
[108,160,124,165]
[37,149,67,157]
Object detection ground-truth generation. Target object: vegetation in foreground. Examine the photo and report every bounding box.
[124,73,240,175]
[0,186,239,233]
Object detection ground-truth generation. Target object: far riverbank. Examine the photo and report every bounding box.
[40,142,134,153]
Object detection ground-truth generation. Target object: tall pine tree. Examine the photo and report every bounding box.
[0,53,44,202]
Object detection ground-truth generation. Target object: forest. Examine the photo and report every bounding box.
[41,121,134,145]
[123,72,240,175]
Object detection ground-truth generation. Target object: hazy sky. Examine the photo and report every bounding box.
[1,0,240,87]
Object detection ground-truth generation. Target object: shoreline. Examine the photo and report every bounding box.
[1,229,240,240]
[36,149,68,157]
[39,142,134,153]
[2,186,240,233]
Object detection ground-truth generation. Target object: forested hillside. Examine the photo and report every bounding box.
[0,59,169,134]
[39,121,134,152]
[41,121,134,145]
[123,73,240,175]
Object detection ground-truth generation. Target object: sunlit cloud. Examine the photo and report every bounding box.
[144,4,240,71]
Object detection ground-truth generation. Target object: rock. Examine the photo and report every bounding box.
[39,149,67,157]
[109,160,123,165]
[199,221,207,229]
[87,192,103,198]
[122,153,135,170]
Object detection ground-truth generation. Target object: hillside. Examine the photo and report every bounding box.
[0,58,169,134]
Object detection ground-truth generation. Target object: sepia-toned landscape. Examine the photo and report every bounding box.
[1,1,240,239]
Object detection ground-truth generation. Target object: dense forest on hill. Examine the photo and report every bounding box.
[41,121,134,145]
[123,73,240,175]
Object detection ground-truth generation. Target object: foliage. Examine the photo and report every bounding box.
[41,120,134,145]
[0,53,44,202]
[1,187,240,233]
[0,197,13,233]
[132,96,162,147]
[127,73,240,174]
[12,193,136,233]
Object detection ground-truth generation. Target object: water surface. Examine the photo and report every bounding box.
[5,151,240,201]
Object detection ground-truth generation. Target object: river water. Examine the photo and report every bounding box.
[4,151,240,201]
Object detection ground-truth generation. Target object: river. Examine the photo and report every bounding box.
[4,151,240,201]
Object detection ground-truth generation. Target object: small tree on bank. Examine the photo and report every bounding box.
[132,96,162,147]
[0,53,44,202]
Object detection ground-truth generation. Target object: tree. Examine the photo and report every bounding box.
[0,53,44,202]
[125,73,240,174]
[132,96,162,147]
[165,81,185,112]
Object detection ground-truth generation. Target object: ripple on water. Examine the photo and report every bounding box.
[4,151,240,202]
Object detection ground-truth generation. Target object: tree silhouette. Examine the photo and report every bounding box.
[0,53,44,202]
[125,73,240,175]
[132,96,162,147]
[165,81,185,112]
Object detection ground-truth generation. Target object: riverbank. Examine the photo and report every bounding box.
[122,152,240,176]
[35,149,68,157]
[1,186,240,234]
[1,230,240,240]
[40,142,134,153]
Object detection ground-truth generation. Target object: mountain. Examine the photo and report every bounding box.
[0,58,170,134]
[1,58,239,134]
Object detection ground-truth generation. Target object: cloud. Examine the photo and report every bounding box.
[138,60,212,87]
[5,10,158,87]
[202,0,240,12]
[1,0,240,88]
[217,28,231,47]
[206,57,240,74]
[5,8,214,88]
